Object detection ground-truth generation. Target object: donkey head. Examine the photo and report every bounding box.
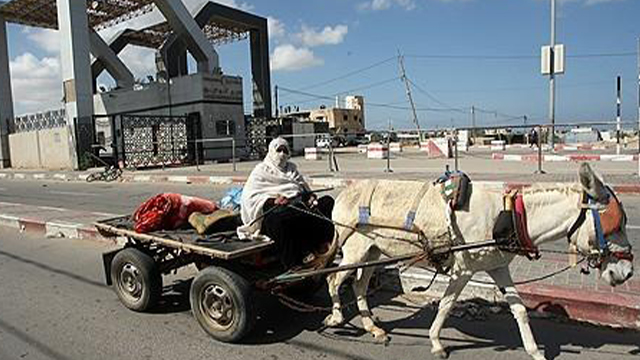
[576,163,634,286]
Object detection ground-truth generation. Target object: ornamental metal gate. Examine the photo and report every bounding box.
[117,114,199,168]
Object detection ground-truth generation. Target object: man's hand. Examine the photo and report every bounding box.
[274,195,289,205]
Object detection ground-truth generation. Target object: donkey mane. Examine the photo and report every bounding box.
[520,183,582,195]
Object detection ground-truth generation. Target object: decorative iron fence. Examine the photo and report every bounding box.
[13,109,66,133]
[117,114,198,168]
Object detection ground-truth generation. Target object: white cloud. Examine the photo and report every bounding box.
[271,44,323,72]
[9,53,63,115]
[119,45,157,80]
[268,17,286,39]
[358,0,416,11]
[211,0,254,11]
[25,28,60,54]
[297,25,349,47]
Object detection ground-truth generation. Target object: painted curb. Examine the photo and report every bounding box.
[391,268,640,330]
[0,215,112,243]
[492,153,639,162]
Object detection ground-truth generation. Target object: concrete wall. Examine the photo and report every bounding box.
[8,127,73,170]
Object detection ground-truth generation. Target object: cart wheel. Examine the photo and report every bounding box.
[104,167,122,182]
[111,248,162,312]
[190,267,255,343]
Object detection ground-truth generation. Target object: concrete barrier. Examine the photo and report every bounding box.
[367,143,389,159]
[389,142,402,153]
[491,140,506,151]
[304,147,323,160]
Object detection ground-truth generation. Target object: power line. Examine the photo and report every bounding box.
[296,56,398,91]
[405,51,637,60]
[280,77,401,107]
[406,78,467,113]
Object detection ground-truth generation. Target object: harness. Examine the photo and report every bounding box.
[493,191,540,260]
[566,189,632,268]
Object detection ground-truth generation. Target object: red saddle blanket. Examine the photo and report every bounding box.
[133,193,218,233]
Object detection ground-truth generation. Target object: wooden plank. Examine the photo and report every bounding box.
[94,221,274,260]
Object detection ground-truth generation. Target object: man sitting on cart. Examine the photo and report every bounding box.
[238,137,334,267]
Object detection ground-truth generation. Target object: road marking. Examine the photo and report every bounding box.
[48,190,98,197]
[626,225,640,230]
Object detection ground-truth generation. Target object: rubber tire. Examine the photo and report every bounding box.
[104,168,122,182]
[190,267,255,343]
[111,248,162,312]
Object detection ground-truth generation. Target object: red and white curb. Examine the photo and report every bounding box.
[0,213,114,243]
[492,153,639,162]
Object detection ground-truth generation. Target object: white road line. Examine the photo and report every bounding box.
[626,225,640,230]
[48,190,98,197]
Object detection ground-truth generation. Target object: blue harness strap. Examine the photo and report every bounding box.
[589,198,607,252]
[358,206,370,225]
[404,211,416,230]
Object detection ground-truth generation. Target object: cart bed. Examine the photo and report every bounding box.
[95,215,274,260]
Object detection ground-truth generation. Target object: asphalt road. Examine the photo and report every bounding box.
[1,228,639,360]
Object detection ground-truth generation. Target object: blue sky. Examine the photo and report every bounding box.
[4,0,640,130]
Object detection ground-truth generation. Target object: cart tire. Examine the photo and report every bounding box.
[190,267,255,343]
[111,248,162,312]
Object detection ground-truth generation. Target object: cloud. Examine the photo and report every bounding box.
[9,53,63,115]
[268,16,286,39]
[358,0,416,11]
[25,28,60,54]
[271,44,323,72]
[584,0,627,4]
[209,0,254,11]
[297,24,348,47]
[119,45,157,80]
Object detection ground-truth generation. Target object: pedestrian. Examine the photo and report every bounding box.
[529,128,538,148]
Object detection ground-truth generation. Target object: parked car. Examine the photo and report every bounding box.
[316,136,339,148]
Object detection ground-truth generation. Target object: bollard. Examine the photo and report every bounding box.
[232,138,237,172]
[195,139,200,172]
[454,130,459,172]
[385,131,393,173]
[535,125,546,174]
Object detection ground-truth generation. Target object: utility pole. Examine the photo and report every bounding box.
[617,76,621,155]
[549,0,557,151]
[398,52,422,142]
[637,37,640,177]
[274,85,279,118]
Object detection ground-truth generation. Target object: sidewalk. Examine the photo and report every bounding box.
[1,150,639,192]
[0,200,638,330]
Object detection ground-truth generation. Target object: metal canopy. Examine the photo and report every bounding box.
[0,0,249,48]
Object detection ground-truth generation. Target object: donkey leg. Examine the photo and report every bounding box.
[429,272,472,359]
[487,267,545,360]
[351,248,387,342]
[324,234,372,327]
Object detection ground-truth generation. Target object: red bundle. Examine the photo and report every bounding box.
[133,193,218,233]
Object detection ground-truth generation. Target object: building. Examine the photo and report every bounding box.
[0,0,272,170]
[283,95,366,135]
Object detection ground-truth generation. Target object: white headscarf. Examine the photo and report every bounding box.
[237,137,310,239]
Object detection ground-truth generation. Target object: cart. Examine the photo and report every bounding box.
[97,214,326,343]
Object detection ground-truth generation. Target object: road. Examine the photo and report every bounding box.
[0,179,638,360]
[1,228,639,360]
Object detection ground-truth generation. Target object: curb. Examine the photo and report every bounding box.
[492,153,639,162]
[393,268,640,330]
[0,213,111,243]
[0,171,639,194]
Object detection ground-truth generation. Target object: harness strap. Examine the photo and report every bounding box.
[514,192,539,259]
[357,180,378,225]
[590,197,607,252]
[567,192,588,243]
[404,182,431,230]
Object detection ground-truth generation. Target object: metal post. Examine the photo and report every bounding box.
[274,85,279,118]
[328,133,334,172]
[617,75,621,155]
[385,120,393,173]
[549,0,556,151]
[195,139,200,171]
[232,138,237,172]
[535,125,546,174]
[637,37,640,178]
[454,129,459,172]
[471,105,476,145]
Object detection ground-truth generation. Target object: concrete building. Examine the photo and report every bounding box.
[0,0,271,170]
[283,95,366,135]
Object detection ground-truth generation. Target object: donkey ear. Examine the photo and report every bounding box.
[579,163,607,201]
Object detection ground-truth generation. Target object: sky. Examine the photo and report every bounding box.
[3,0,640,130]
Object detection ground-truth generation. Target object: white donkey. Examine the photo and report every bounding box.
[323,163,633,360]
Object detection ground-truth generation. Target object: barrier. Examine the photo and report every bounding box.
[389,142,403,153]
[367,143,389,159]
[304,147,323,160]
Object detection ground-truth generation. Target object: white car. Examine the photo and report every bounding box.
[316,136,338,148]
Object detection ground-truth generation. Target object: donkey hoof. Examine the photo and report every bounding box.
[431,349,448,359]
[323,314,343,327]
[372,330,389,345]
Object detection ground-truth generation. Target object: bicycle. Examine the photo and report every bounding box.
[85,145,123,182]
